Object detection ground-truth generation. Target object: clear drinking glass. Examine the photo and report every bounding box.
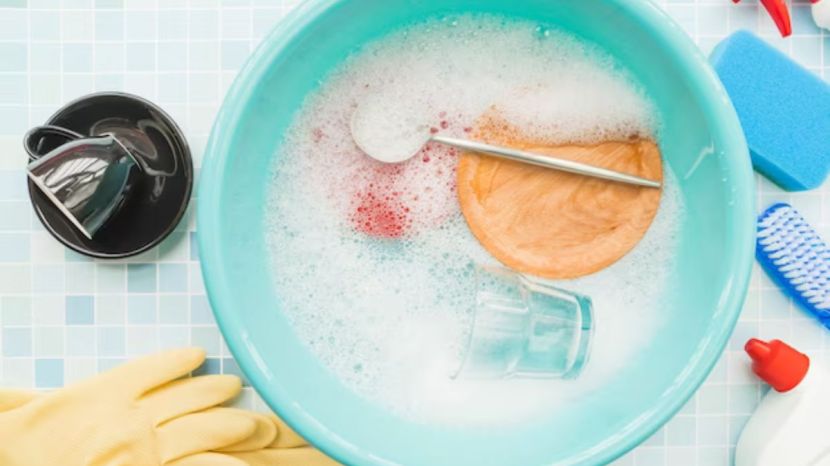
[455,266,594,379]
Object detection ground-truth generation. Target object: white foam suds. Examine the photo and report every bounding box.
[265,15,684,425]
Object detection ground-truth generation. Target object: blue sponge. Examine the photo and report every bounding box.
[710,30,830,191]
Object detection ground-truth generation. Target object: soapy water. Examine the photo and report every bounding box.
[265,15,685,425]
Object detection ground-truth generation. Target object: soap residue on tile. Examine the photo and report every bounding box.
[265,14,685,425]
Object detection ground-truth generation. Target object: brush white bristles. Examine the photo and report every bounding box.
[757,204,830,314]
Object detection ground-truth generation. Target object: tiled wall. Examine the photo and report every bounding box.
[0,0,299,409]
[0,1,828,465]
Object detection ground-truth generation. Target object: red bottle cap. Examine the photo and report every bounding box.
[733,0,792,37]
[745,338,810,392]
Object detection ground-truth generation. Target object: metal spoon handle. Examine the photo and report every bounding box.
[431,135,661,189]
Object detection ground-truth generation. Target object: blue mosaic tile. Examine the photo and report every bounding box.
[189,263,205,293]
[221,8,250,39]
[29,43,60,73]
[0,105,27,134]
[190,326,220,354]
[95,43,125,73]
[97,327,125,357]
[666,416,696,446]
[221,40,249,70]
[189,9,218,40]
[159,263,187,293]
[158,231,187,259]
[29,0,59,9]
[66,296,95,325]
[159,294,188,324]
[190,232,199,260]
[29,10,59,41]
[128,264,157,293]
[95,10,124,41]
[159,326,188,348]
[697,416,729,446]
[192,357,220,376]
[158,10,187,40]
[0,171,26,201]
[190,295,214,324]
[158,74,187,103]
[33,327,63,357]
[125,11,157,41]
[189,73,218,103]
[66,327,95,357]
[2,327,32,357]
[32,265,64,293]
[95,74,125,92]
[793,36,822,68]
[62,10,94,41]
[126,42,156,72]
[665,447,697,466]
[698,384,728,414]
[1,359,33,389]
[2,296,31,325]
[66,263,95,294]
[95,0,123,8]
[126,327,158,355]
[0,201,32,231]
[0,233,29,262]
[62,44,93,73]
[0,75,27,105]
[97,264,126,293]
[65,249,92,262]
[95,295,125,325]
[729,383,760,414]
[64,0,92,8]
[699,447,729,466]
[128,295,156,324]
[35,358,63,388]
[633,448,665,466]
[32,296,64,325]
[188,42,219,70]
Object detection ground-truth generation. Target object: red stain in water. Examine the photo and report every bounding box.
[349,164,411,238]
[350,190,411,238]
[311,127,324,143]
[348,112,460,239]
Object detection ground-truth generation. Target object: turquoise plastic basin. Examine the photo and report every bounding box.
[199,1,755,464]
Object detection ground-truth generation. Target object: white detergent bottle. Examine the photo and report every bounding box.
[735,338,830,466]
[812,0,830,30]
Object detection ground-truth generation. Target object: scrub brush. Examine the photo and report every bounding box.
[757,203,830,326]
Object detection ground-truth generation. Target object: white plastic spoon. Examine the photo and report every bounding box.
[350,102,661,189]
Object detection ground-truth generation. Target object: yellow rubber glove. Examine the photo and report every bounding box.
[0,389,281,466]
[0,348,264,466]
[0,389,36,411]
[173,414,341,466]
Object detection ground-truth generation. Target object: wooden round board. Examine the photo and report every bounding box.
[457,120,663,279]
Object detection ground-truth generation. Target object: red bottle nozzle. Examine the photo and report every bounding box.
[745,338,809,392]
[733,0,792,37]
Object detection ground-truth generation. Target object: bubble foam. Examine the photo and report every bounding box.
[265,14,684,425]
